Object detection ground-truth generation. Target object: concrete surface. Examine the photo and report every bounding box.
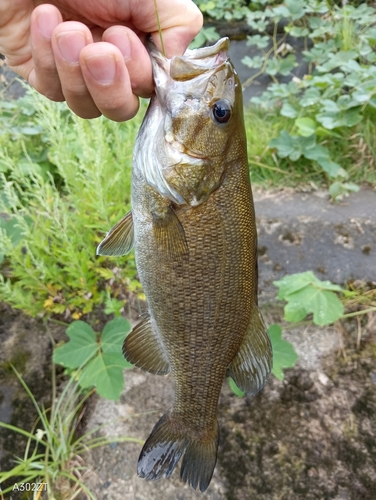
[254,188,376,301]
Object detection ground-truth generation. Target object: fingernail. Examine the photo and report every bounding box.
[109,32,131,59]
[36,10,60,39]
[85,54,117,84]
[56,32,87,64]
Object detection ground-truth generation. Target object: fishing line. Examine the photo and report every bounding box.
[153,0,166,57]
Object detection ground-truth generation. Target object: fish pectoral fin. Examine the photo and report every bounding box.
[123,315,170,375]
[96,211,134,256]
[228,306,272,396]
[152,205,188,261]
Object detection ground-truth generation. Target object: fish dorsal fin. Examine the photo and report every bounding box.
[96,211,134,256]
[152,205,188,262]
[123,315,170,375]
[228,306,272,395]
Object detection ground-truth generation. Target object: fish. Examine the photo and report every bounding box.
[97,37,272,493]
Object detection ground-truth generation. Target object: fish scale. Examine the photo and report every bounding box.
[97,37,272,492]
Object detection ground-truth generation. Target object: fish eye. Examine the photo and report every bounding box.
[211,99,232,124]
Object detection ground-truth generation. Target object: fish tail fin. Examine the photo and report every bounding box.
[180,420,219,492]
[138,411,187,481]
[138,411,218,492]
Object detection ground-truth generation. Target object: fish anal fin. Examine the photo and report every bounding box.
[228,306,272,396]
[138,411,218,493]
[122,315,170,375]
[151,204,188,262]
[96,211,134,256]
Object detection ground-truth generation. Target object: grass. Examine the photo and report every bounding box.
[0,365,143,499]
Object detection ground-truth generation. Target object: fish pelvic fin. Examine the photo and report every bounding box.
[96,211,134,256]
[228,305,272,395]
[138,411,218,493]
[122,314,170,375]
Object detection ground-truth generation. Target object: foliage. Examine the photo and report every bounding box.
[193,0,250,21]
[274,271,344,325]
[242,0,376,195]
[0,366,142,499]
[53,318,132,401]
[0,88,144,318]
[275,271,376,327]
[189,26,221,49]
[268,323,298,379]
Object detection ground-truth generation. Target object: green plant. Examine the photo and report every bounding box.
[242,0,376,193]
[193,0,250,21]
[0,88,145,318]
[53,318,132,401]
[0,365,142,499]
[275,271,376,326]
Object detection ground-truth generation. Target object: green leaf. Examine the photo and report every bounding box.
[268,324,298,380]
[285,0,305,20]
[270,54,298,76]
[246,34,269,49]
[288,26,309,37]
[303,144,330,162]
[269,131,316,161]
[241,55,264,69]
[317,159,347,178]
[274,272,344,326]
[53,321,98,368]
[54,319,133,400]
[316,108,362,129]
[269,131,296,158]
[295,117,317,136]
[229,378,245,397]
[266,55,298,77]
[78,353,127,400]
[102,317,132,355]
[329,181,360,199]
[199,1,215,11]
[281,103,298,118]
[0,215,31,249]
[300,88,321,107]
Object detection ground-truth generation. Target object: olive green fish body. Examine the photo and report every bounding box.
[97,38,272,492]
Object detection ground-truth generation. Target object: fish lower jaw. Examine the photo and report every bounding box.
[164,134,206,162]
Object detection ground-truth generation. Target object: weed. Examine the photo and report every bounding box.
[0,88,145,318]
[0,365,142,499]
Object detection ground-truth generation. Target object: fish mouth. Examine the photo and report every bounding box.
[148,37,230,87]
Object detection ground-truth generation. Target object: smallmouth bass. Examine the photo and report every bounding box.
[97,37,272,492]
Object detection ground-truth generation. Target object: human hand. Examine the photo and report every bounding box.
[0,0,202,121]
